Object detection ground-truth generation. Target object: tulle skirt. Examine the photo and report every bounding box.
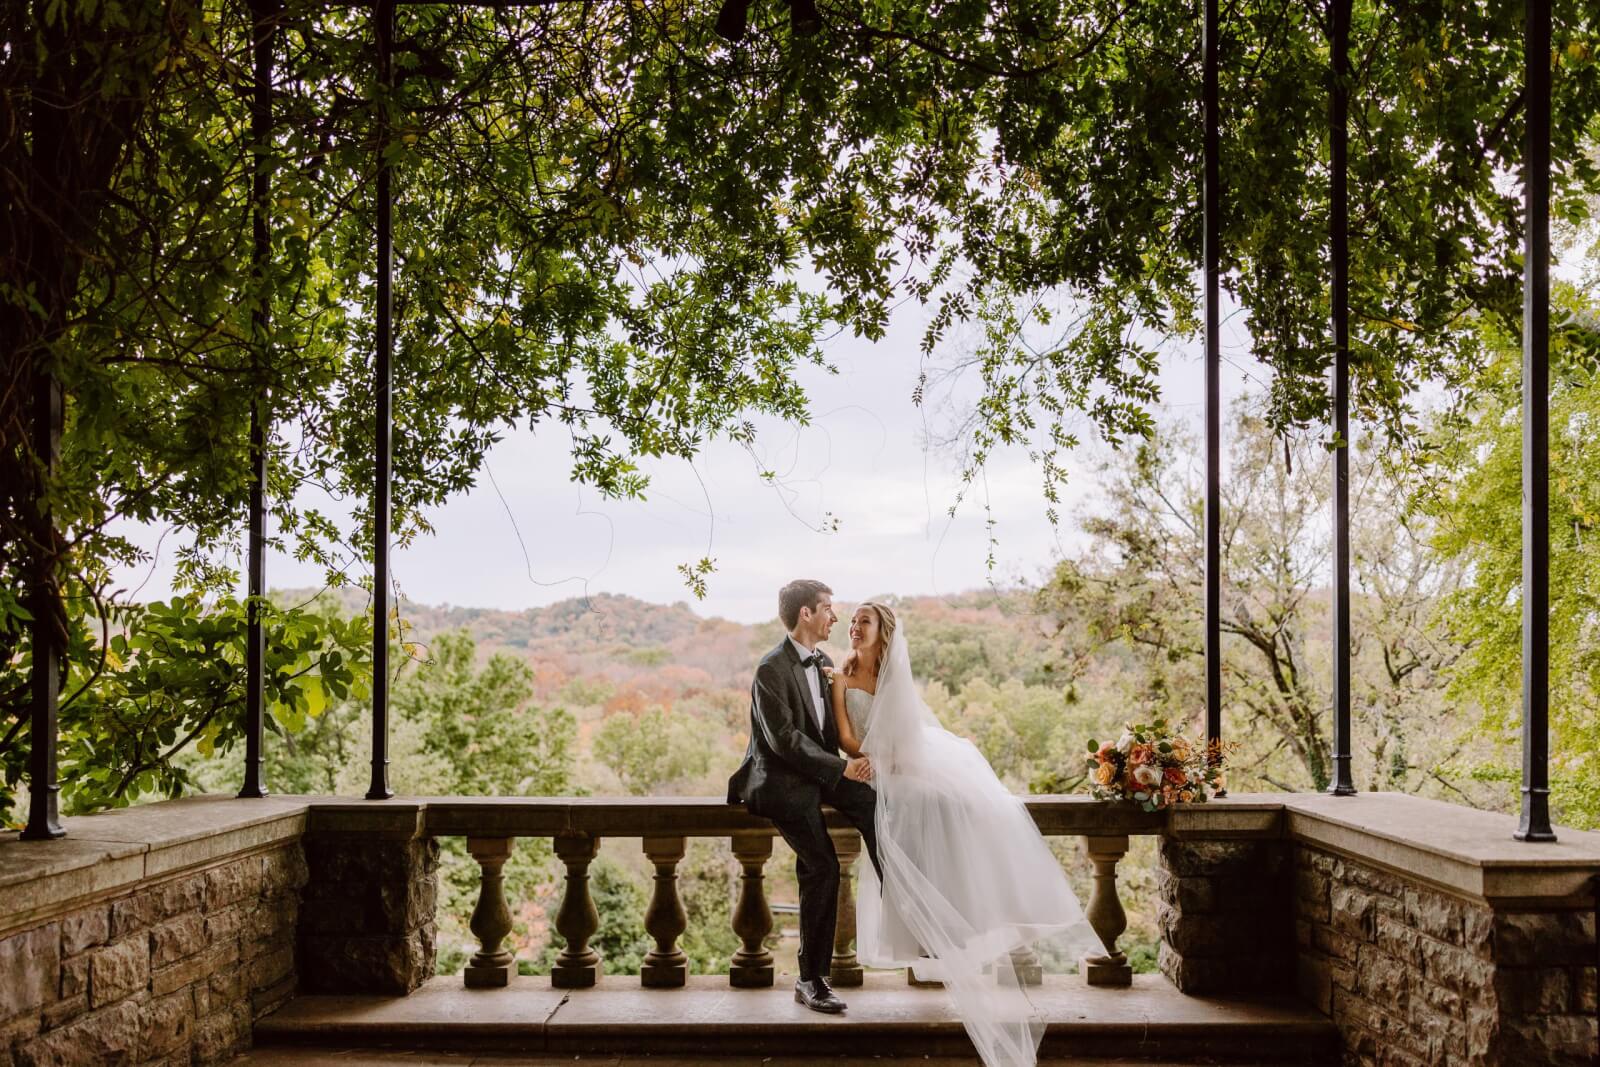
[855,725,1099,1067]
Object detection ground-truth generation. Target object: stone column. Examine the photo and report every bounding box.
[551,834,602,989]
[1158,837,1290,994]
[1082,835,1132,987]
[641,836,688,989]
[729,833,775,988]
[829,829,865,988]
[463,836,516,988]
[299,811,437,995]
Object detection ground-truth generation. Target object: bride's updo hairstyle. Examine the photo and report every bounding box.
[845,601,896,678]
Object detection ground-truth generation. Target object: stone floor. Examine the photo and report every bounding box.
[246,972,1336,1065]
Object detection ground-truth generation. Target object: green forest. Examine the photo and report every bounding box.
[4,0,1600,980]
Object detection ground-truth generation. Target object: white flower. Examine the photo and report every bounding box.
[1133,764,1162,787]
[1116,731,1136,754]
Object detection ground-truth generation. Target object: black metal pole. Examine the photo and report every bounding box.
[21,372,65,840]
[1515,0,1554,842]
[239,0,276,800]
[1202,0,1223,792]
[367,0,396,801]
[1328,0,1356,796]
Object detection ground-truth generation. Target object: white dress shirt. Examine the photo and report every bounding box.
[788,636,828,734]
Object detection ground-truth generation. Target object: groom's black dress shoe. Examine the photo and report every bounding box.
[794,977,847,1014]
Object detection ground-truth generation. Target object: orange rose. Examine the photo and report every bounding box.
[1094,762,1117,786]
[1129,743,1155,765]
[1164,766,1187,786]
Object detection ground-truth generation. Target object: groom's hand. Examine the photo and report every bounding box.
[844,756,873,782]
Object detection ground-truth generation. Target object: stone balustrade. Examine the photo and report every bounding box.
[327,795,1166,993]
[3,791,1598,1066]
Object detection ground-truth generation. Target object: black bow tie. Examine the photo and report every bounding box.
[802,653,823,670]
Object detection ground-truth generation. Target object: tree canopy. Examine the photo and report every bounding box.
[3,0,1598,814]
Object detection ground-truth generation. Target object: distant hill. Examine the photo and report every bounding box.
[276,587,720,648]
[271,585,1057,695]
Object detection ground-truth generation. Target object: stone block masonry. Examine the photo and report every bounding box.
[1155,837,1294,994]
[297,830,438,995]
[0,842,305,1067]
[1155,793,1600,1066]
[0,795,312,1067]
[1290,845,1595,1066]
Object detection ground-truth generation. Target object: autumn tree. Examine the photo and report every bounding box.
[1037,405,1479,795]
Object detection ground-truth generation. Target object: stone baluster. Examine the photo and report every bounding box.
[464,836,517,987]
[729,832,775,988]
[641,836,688,988]
[1081,834,1132,987]
[1009,946,1043,986]
[552,833,602,989]
[829,829,865,988]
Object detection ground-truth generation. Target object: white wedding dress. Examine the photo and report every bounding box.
[848,628,1099,1067]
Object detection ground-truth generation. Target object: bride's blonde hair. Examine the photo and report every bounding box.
[844,601,897,678]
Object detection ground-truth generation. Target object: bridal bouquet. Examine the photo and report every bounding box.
[1084,719,1227,811]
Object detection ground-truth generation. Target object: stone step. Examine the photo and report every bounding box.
[253,973,1339,1065]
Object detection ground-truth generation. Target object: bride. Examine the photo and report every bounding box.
[828,602,1098,1067]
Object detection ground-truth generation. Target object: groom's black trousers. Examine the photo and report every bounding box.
[769,776,884,984]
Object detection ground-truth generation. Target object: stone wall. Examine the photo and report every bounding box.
[1292,843,1597,1066]
[0,842,306,1067]
[1156,837,1294,994]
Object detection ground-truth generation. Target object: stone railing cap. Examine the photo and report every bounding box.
[1278,792,1600,901]
[0,794,310,937]
[7,790,1598,935]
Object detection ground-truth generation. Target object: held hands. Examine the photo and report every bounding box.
[844,755,874,782]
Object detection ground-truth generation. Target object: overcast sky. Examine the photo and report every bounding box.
[112,288,1265,624]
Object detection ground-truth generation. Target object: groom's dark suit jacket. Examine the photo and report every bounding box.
[727,639,846,817]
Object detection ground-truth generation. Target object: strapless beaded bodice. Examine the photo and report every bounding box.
[844,687,874,743]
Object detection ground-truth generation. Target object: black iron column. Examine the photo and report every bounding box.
[1328,0,1356,796]
[239,0,276,800]
[1515,0,1554,841]
[1202,0,1223,786]
[21,372,65,840]
[367,0,395,801]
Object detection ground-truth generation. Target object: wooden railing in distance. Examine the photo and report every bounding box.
[420,796,1180,991]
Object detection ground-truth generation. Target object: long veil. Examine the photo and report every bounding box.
[854,627,1098,1067]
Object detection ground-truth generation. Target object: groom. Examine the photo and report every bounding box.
[727,579,882,1014]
